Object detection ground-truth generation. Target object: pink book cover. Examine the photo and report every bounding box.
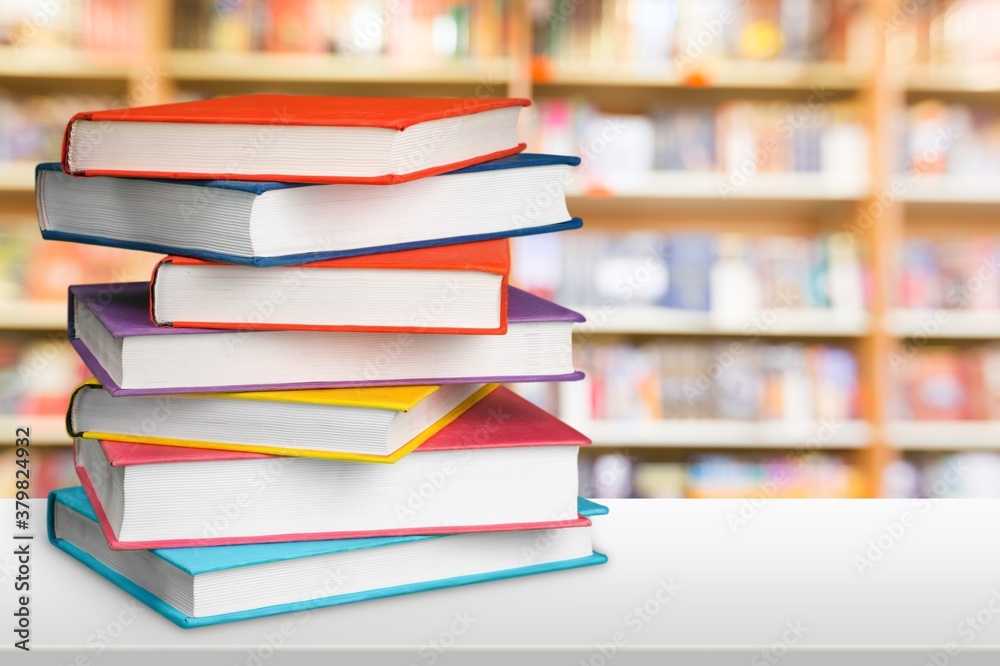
[75,387,597,550]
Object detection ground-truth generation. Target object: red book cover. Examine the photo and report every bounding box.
[265,0,323,52]
[61,94,529,184]
[907,349,972,420]
[149,238,511,333]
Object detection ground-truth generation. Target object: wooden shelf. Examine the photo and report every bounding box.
[167,50,511,84]
[575,419,871,449]
[0,301,66,331]
[899,176,1000,205]
[567,171,869,205]
[886,309,1000,340]
[907,64,1000,94]
[534,59,868,91]
[0,161,37,194]
[572,307,870,337]
[12,49,999,95]
[0,415,69,446]
[0,48,131,80]
[888,421,1000,450]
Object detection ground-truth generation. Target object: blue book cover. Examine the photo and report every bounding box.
[48,487,608,628]
[663,234,715,311]
[36,154,583,267]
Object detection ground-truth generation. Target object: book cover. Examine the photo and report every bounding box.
[75,386,599,548]
[68,282,586,396]
[68,380,498,462]
[39,153,581,196]
[62,94,530,184]
[37,155,584,267]
[48,487,608,628]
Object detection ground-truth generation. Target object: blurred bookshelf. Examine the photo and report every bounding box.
[886,310,1000,340]
[565,171,870,203]
[900,177,1000,206]
[532,59,870,91]
[887,421,1000,451]
[571,307,871,337]
[577,419,871,449]
[0,48,134,81]
[167,49,514,84]
[5,0,1000,499]
[906,65,1000,94]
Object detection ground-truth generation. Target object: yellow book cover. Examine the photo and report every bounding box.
[67,380,497,463]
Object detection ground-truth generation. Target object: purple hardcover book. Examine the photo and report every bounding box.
[68,283,584,396]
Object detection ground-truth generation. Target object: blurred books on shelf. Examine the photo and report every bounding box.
[512,231,868,317]
[171,0,512,61]
[900,235,1000,310]
[6,0,1000,506]
[0,93,120,163]
[0,0,141,54]
[890,0,1000,67]
[0,223,154,302]
[894,345,1000,421]
[885,453,1000,498]
[529,0,873,70]
[578,452,864,499]
[684,454,862,498]
[903,100,1000,177]
[570,341,861,423]
[526,98,869,193]
[0,336,89,419]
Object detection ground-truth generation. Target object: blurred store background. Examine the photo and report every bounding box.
[2,0,1000,498]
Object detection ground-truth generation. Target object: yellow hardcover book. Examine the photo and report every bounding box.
[67,380,497,463]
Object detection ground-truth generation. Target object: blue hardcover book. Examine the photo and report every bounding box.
[48,487,608,628]
[36,154,582,267]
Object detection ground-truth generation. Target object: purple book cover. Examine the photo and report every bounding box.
[68,282,585,396]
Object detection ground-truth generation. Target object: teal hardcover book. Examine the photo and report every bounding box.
[48,487,608,628]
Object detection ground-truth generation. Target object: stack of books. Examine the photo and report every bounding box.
[36,94,607,628]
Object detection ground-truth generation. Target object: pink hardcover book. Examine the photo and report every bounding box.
[74,387,601,550]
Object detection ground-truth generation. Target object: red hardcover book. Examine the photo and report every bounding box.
[149,239,511,333]
[61,94,529,184]
[73,387,593,549]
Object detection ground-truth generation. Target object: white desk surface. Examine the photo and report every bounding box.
[5,497,1000,665]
